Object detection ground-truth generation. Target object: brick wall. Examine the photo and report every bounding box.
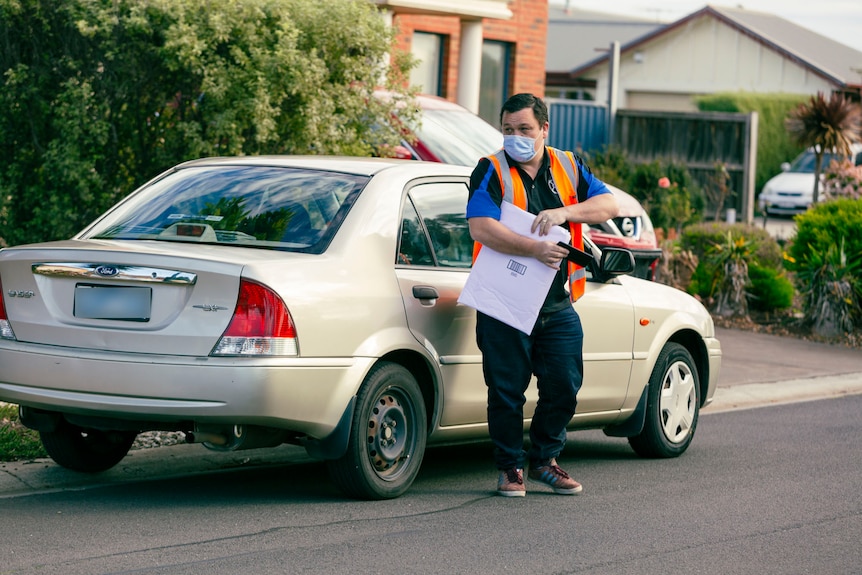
[391,0,547,100]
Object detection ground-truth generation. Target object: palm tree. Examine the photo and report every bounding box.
[785,92,862,204]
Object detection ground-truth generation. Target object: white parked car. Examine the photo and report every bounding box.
[758,144,862,215]
[0,156,721,499]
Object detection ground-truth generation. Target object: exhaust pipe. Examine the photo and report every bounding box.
[185,425,288,451]
[184,430,229,446]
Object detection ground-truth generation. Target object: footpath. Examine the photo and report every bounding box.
[2,325,862,497]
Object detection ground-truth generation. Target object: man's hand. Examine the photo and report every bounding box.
[533,240,569,269]
[530,209,566,235]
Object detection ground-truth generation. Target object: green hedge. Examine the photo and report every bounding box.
[696,92,808,195]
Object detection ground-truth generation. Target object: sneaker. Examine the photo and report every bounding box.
[497,468,526,497]
[528,463,583,495]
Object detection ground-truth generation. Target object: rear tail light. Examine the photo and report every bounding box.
[211,279,297,356]
[0,276,16,340]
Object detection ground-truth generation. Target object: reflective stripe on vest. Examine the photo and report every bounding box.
[476,148,587,302]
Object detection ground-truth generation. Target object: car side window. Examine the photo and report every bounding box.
[398,199,434,266]
[408,182,473,268]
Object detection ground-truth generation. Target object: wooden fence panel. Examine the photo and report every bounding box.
[616,109,758,222]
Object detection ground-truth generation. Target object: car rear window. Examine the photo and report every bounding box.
[85,166,368,252]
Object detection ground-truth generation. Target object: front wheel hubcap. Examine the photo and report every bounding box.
[659,360,696,444]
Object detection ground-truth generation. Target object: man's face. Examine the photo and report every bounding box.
[501,107,549,157]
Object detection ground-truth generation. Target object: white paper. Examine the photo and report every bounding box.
[458,202,569,334]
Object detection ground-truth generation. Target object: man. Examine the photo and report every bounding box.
[466,93,619,497]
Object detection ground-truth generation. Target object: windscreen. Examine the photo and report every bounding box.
[412,109,503,166]
[789,151,847,173]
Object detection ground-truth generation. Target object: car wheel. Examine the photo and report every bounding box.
[327,362,427,500]
[40,421,137,472]
[629,342,700,458]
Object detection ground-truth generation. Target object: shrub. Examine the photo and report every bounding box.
[587,145,632,190]
[589,148,705,233]
[681,221,791,313]
[822,159,862,201]
[747,264,795,312]
[681,222,782,267]
[788,199,862,267]
[786,199,862,335]
[0,0,415,246]
[706,231,751,317]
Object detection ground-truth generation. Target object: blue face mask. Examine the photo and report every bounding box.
[503,134,538,163]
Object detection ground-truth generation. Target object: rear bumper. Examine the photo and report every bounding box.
[0,342,372,440]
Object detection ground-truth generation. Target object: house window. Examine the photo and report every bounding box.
[479,41,510,127]
[410,32,443,96]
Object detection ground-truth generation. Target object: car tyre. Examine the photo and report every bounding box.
[629,342,700,458]
[40,421,137,472]
[327,362,427,500]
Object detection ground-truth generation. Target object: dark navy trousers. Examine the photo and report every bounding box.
[476,306,584,470]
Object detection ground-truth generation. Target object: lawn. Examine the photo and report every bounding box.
[0,402,47,462]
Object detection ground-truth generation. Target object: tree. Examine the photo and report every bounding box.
[0,0,415,247]
[785,92,862,205]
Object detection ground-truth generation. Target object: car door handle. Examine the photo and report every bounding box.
[412,286,439,300]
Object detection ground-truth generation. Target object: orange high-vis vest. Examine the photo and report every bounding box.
[473,147,587,301]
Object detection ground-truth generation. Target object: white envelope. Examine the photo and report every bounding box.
[458,202,569,334]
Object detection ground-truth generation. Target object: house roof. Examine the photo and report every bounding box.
[566,4,862,90]
[546,6,660,71]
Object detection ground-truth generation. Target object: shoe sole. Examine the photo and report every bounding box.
[528,477,583,495]
[497,489,526,497]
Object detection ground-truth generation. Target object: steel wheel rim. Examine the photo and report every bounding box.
[365,389,417,481]
[658,360,696,444]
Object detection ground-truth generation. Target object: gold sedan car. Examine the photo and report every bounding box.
[0,156,721,499]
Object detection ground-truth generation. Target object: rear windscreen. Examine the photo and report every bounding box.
[85,166,369,252]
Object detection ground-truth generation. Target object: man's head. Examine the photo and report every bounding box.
[500,93,549,126]
[500,93,549,164]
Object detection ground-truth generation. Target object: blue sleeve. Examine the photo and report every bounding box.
[466,159,502,220]
[577,158,611,200]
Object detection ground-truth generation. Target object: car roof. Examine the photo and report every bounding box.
[413,93,473,112]
[172,155,472,178]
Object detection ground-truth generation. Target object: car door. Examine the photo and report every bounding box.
[395,180,486,427]
[574,272,637,414]
[395,179,637,429]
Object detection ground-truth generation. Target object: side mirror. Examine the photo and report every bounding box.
[599,247,635,277]
[780,162,791,172]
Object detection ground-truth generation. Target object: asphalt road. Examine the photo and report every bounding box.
[1,396,860,575]
[3,325,862,498]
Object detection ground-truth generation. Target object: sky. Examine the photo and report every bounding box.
[549,0,862,53]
